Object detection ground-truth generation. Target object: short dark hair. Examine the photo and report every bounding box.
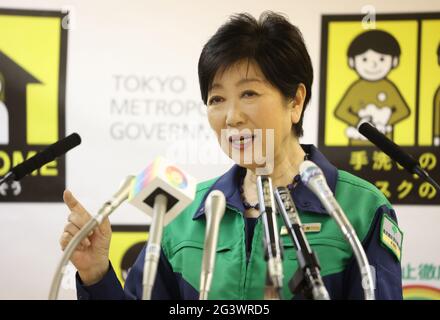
[348,30,401,58]
[198,11,313,137]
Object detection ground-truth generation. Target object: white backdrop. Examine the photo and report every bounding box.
[0,0,439,299]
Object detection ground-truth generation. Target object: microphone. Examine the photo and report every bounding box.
[300,160,375,300]
[0,133,81,186]
[49,174,135,300]
[358,122,440,194]
[128,157,197,300]
[256,175,284,299]
[274,187,330,300]
[199,190,226,300]
[49,156,196,300]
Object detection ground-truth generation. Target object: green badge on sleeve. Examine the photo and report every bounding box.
[380,214,403,261]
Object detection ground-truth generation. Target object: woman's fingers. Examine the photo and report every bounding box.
[64,190,80,210]
[67,212,90,230]
[63,190,90,219]
[63,223,91,247]
[59,231,72,251]
[60,230,91,251]
[64,222,80,235]
[60,190,97,252]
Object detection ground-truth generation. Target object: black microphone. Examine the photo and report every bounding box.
[0,133,81,185]
[358,122,440,195]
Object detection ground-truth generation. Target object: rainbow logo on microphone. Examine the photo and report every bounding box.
[128,156,196,226]
[165,166,188,189]
[129,159,189,198]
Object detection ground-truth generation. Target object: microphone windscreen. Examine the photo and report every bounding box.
[358,122,418,173]
[299,160,323,186]
[128,157,197,226]
[204,190,226,224]
[11,133,82,180]
[51,133,82,157]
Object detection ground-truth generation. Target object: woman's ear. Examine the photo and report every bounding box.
[290,83,306,125]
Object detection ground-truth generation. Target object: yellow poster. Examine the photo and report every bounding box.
[0,9,68,202]
[319,13,440,205]
[109,225,149,285]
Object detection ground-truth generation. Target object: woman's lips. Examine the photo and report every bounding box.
[229,134,255,150]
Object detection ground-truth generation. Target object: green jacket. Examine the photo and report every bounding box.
[77,145,403,300]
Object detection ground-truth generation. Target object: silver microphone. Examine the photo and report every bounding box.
[299,160,375,300]
[49,175,135,300]
[199,190,226,300]
[128,158,197,300]
[256,175,284,298]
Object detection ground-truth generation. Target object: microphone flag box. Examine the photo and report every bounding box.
[128,157,197,226]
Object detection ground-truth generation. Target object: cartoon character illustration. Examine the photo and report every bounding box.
[434,43,440,147]
[335,30,410,145]
[0,71,8,145]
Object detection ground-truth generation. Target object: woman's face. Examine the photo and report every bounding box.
[206,60,303,171]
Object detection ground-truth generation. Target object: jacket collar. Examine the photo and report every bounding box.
[193,144,338,219]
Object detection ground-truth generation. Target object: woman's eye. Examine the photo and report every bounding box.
[241,90,259,98]
[208,96,224,105]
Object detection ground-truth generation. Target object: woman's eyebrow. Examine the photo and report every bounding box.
[211,78,263,90]
[236,78,263,86]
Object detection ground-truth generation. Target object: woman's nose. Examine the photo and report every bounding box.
[225,102,245,127]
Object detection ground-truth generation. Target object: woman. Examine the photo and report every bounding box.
[60,11,403,300]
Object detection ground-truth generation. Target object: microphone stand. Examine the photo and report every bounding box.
[142,193,168,300]
[0,172,14,187]
[256,176,284,300]
[199,190,226,300]
[274,187,330,300]
[264,274,282,300]
[300,161,375,300]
